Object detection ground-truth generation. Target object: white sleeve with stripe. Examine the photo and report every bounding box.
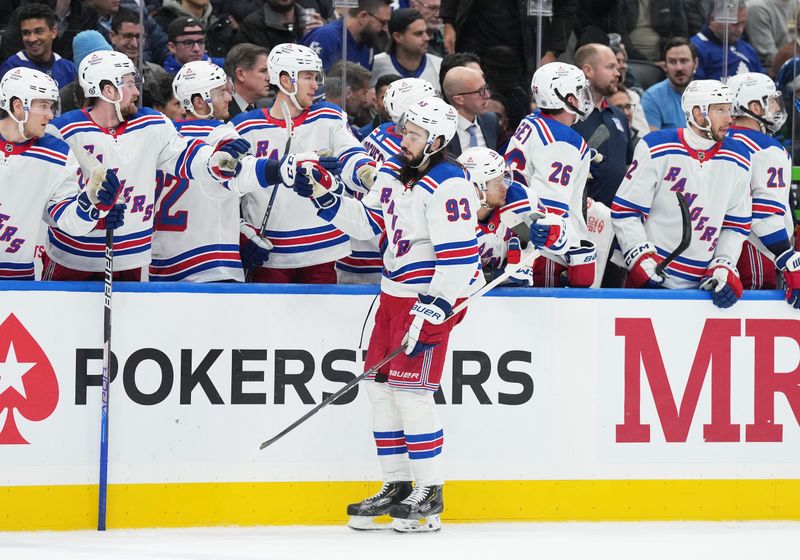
[714,169,752,263]
[750,145,792,250]
[44,150,99,236]
[610,140,659,256]
[316,181,385,241]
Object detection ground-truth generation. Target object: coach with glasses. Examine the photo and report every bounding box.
[442,65,499,157]
[163,16,225,74]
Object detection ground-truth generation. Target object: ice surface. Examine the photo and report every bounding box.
[1,522,798,560]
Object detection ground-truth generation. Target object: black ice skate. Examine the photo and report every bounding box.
[347,481,413,530]
[389,484,443,533]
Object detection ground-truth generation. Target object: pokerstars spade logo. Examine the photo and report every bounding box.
[0,314,58,444]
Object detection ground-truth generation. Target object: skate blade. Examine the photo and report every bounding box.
[348,515,393,531]
[391,514,441,533]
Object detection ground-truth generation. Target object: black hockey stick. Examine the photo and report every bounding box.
[98,226,113,531]
[257,247,540,451]
[655,191,691,276]
[246,101,294,281]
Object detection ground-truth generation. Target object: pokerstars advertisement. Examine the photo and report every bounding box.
[0,288,797,488]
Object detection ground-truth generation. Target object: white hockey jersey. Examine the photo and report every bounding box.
[336,121,405,283]
[728,126,793,259]
[476,181,536,271]
[45,107,247,272]
[612,128,752,288]
[504,111,592,260]
[149,119,245,282]
[0,134,99,279]
[318,156,481,304]
[230,101,374,269]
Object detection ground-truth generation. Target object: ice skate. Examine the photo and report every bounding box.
[389,484,443,533]
[346,481,413,530]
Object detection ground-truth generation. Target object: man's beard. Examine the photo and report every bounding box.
[399,149,424,169]
[359,27,385,49]
[121,100,138,119]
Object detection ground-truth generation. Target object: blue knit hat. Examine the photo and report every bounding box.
[72,31,113,71]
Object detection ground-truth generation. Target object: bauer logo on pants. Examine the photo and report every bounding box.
[0,313,58,445]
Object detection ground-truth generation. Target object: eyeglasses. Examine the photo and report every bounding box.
[455,85,490,97]
[415,1,441,10]
[119,32,141,41]
[174,38,205,48]
[365,11,390,26]
[614,103,636,111]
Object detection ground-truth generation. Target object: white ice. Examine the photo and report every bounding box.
[1,522,798,560]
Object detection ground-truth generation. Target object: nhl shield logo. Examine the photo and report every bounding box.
[697,151,706,160]
[4,143,12,153]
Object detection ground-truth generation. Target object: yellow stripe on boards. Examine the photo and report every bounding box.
[3,480,800,531]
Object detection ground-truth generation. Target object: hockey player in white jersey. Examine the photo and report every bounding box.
[0,67,125,280]
[42,51,263,281]
[231,43,377,284]
[611,80,752,308]
[726,73,800,308]
[504,62,598,287]
[292,97,478,532]
[149,60,275,282]
[338,77,437,284]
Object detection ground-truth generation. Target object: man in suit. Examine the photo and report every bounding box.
[441,65,498,157]
[224,42,270,120]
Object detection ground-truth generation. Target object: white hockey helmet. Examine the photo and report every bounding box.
[383,78,437,123]
[0,67,59,138]
[268,43,323,110]
[726,72,787,134]
[531,62,593,121]
[173,60,231,119]
[681,79,733,138]
[398,97,458,168]
[79,51,141,122]
[458,147,511,207]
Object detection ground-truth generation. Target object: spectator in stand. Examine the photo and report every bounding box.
[572,43,633,208]
[163,16,225,73]
[745,0,794,70]
[641,37,697,130]
[236,0,326,52]
[0,4,76,89]
[81,0,169,64]
[301,0,392,72]
[611,43,649,134]
[325,61,375,136]
[155,0,235,57]
[438,50,481,98]
[691,0,763,79]
[442,66,498,157]
[224,42,270,120]
[58,30,111,112]
[683,0,709,37]
[625,0,687,62]
[486,91,511,153]
[770,8,800,78]
[370,9,442,95]
[143,71,186,121]
[110,9,169,85]
[361,72,401,133]
[410,0,444,57]
[1,0,84,62]
[608,85,641,148]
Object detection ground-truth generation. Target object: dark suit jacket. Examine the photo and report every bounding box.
[446,111,500,158]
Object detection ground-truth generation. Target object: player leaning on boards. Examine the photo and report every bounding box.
[0,67,125,280]
[148,60,276,282]
[504,62,598,288]
[229,43,378,284]
[725,72,800,308]
[291,97,478,532]
[611,80,752,308]
[42,51,281,281]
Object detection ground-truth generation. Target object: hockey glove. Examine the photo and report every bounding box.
[530,212,567,253]
[624,242,665,288]
[504,237,534,286]
[208,138,251,180]
[318,155,343,176]
[699,258,742,309]
[562,240,597,287]
[356,161,378,189]
[104,202,127,230]
[404,294,452,357]
[78,167,123,219]
[239,220,273,270]
[776,249,800,309]
[294,161,339,209]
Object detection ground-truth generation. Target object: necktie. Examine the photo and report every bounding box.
[467,124,478,147]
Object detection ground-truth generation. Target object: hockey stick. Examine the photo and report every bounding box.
[257,248,540,451]
[246,102,294,281]
[72,147,114,531]
[654,191,691,276]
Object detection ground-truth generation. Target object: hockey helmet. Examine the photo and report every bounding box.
[397,97,458,167]
[173,60,231,119]
[268,43,323,110]
[530,62,593,121]
[383,77,436,123]
[458,147,511,207]
[0,67,60,137]
[726,72,787,134]
[78,51,142,122]
[681,79,733,138]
